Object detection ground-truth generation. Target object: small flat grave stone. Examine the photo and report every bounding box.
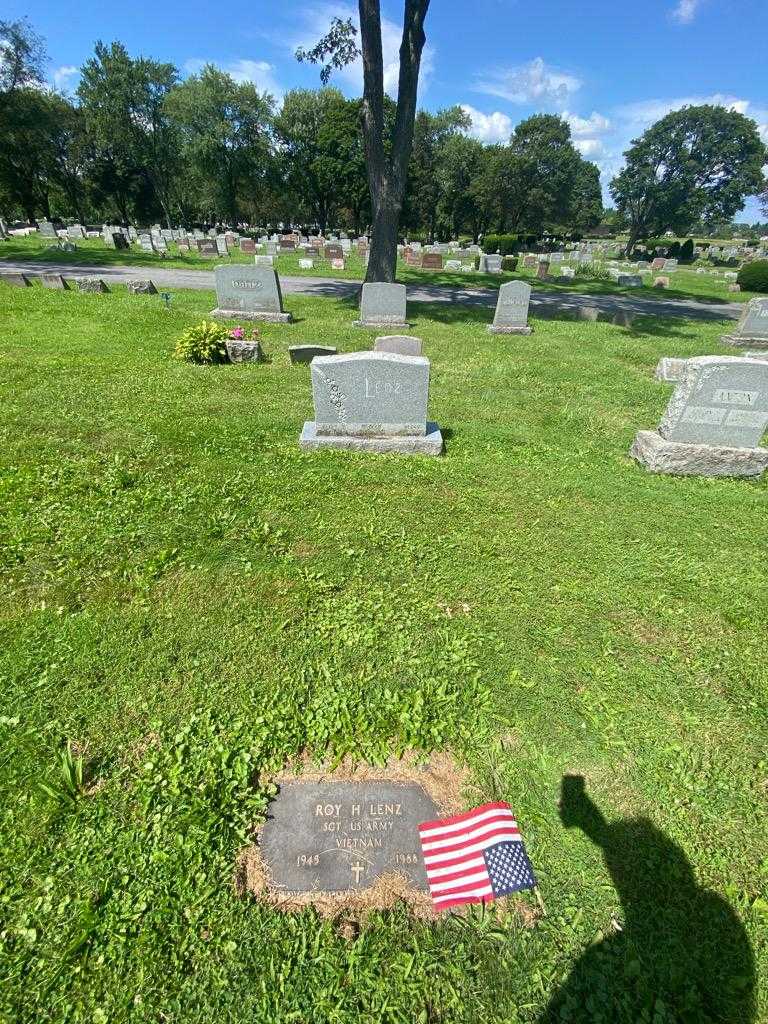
[260,781,440,892]
[655,356,687,382]
[126,279,157,295]
[289,344,338,364]
[198,241,218,259]
[618,274,643,288]
[1,272,31,287]
[76,277,109,293]
[489,280,532,335]
[40,274,69,290]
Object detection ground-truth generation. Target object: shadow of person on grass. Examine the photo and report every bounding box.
[540,776,755,1023]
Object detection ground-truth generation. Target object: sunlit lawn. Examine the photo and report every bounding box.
[1,279,766,1022]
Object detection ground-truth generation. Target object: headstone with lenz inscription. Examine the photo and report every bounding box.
[211,265,291,322]
[488,280,533,334]
[721,298,768,349]
[300,351,443,455]
[354,282,408,329]
[631,355,768,477]
[260,781,440,892]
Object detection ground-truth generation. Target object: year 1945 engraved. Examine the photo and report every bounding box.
[297,853,320,867]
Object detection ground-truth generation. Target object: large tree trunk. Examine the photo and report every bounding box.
[359,0,430,283]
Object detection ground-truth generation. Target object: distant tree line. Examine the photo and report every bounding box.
[1,18,765,254]
[0,19,602,240]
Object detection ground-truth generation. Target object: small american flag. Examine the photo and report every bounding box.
[418,801,536,911]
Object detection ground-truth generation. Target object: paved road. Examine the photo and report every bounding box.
[1,259,741,322]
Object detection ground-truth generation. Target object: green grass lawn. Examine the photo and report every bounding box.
[2,233,763,305]
[1,281,767,1023]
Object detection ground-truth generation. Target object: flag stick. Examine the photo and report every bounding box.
[533,886,547,917]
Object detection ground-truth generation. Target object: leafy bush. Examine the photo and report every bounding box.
[575,261,610,281]
[737,260,768,292]
[680,238,695,262]
[483,234,518,255]
[502,255,519,272]
[174,320,230,364]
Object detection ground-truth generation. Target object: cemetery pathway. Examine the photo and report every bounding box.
[3,259,741,322]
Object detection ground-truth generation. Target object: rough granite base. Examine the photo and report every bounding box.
[487,324,533,335]
[210,308,291,323]
[352,320,409,330]
[300,421,443,456]
[720,334,768,349]
[630,429,768,478]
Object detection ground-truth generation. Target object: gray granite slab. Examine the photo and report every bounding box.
[373,335,423,356]
[76,277,109,293]
[488,281,532,334]
[126,279,157,294]
[1,272,31,287]
[300,420,443,456]
[260,781,440,892]
[310,351,429,437]
[721,298,768,347]
[355,282,407,327]
[211,265,290,322]
[40,273,69,290]
[630,430,768,478]
[659,356,768,448]
[289,345,338,364]
[226,339,262,363]
[655,357,687,382]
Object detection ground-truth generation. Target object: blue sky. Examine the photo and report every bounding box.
[12,0,768,221]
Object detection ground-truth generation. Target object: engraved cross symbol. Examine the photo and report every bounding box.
[351,861,364,884]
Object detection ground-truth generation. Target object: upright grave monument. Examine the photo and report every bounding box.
[488,281,533,334]
[211,265,291,322]
[721,298,768,349]
[299,351,443,455]
[354,283,408,329]
[631,356,768,477]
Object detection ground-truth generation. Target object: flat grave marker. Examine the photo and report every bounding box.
[260,781,440,892]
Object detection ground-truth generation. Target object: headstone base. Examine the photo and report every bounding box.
[630,429,768,478]
[353,320,410,330]
[300,421,443,456]
[654,357,687,382]
[487,324,533,335]
[226,340,262,363]
[721,334,768,349]
[210,307,291,323]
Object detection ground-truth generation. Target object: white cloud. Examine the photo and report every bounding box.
[183,57,284,100]
[52,65,79,94]
[672,0,701,24]
[474,57,581,106]
[562,110,611,137]
[460,104,512,144]
[617,93,754,130]
[574,139,604,157]
[293,3,435,98]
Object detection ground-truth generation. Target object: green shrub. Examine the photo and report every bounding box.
[483,234,518,255]
[502,255,519,272]
[174,320,230,364]
[680,238,695,262]
[575,261,610,281]
[736,260,768,293]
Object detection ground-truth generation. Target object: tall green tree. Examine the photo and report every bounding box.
[274,88,367,232]
[405,106,468,239]
[564,158,603,236]
[167,65,273,224]
[0,17,46,94]
[297,1,432,281]
[610,105,768,255]
[78,42,179,225]
[495,115,582,234]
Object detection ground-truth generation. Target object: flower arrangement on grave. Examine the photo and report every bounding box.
[228,326,261,342]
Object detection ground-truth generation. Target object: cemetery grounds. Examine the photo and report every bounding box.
[1,280,767,1023]
[1,233,762,306]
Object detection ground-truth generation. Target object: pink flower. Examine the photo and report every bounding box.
[229,327,245,340]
